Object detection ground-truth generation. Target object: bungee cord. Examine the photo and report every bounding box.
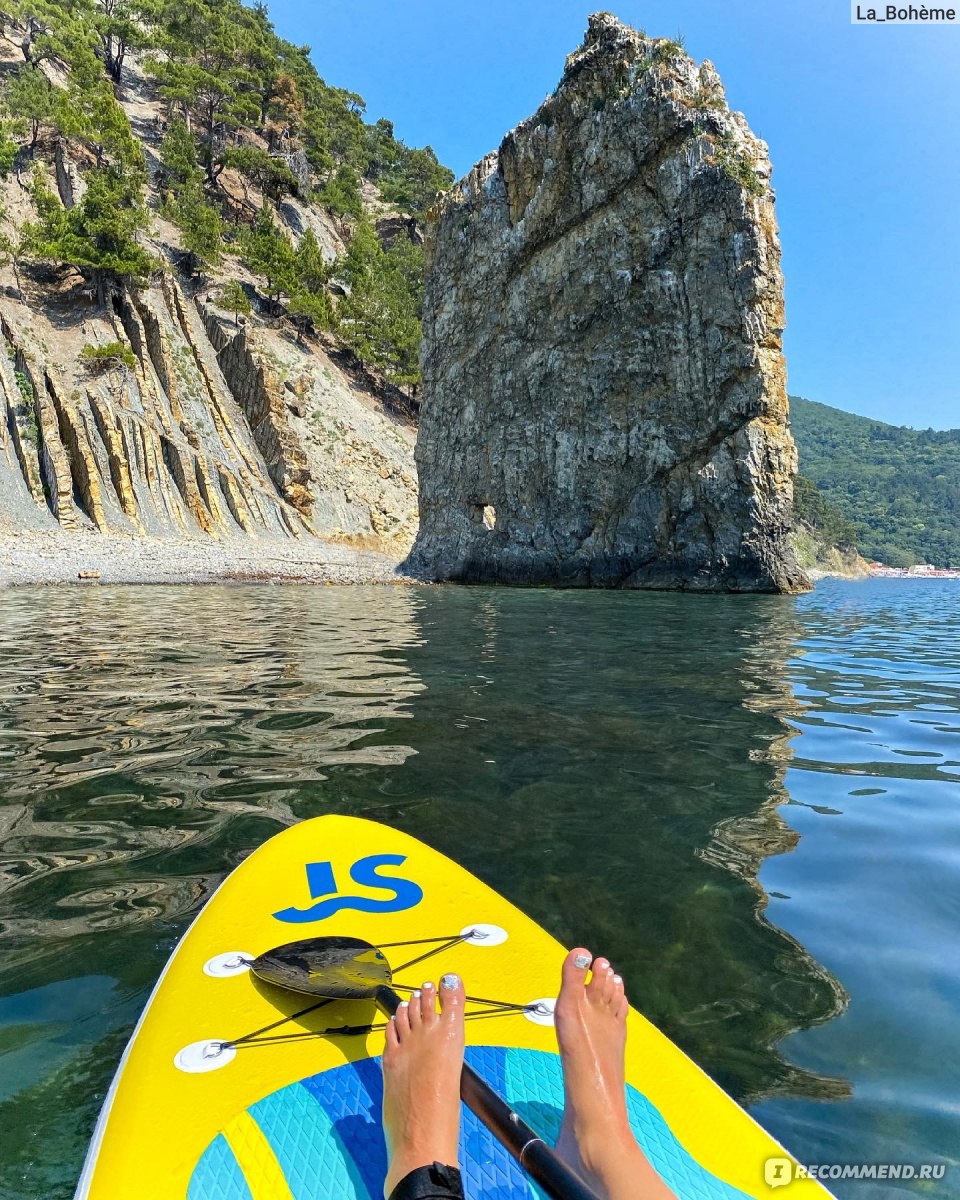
[219,931,549,1052]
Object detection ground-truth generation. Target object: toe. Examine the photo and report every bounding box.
[394,1000,411,1039]
[586,957,610,1000]
[420,981,438,1024]
[600,964,618,1004]
[560,947,593,994]
[384,1014,399,1052]
[408,990,423,1027]
[439,972,465,1023]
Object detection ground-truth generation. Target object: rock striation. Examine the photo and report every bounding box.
[408,13,809,592]
[0,281,307,540]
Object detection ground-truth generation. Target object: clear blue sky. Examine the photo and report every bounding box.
[266,0,959,429]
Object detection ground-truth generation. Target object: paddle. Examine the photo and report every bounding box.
[251,935,601,1200]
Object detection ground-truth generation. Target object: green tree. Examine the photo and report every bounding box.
[164,180,223,273]
[377,144,452,216]
[318,163,362,220]
[287,288,331,343]
[90,0,151,82]
[0,203,26,292]
[24,165,152,305]
[335,219,423,390]
[147,0,261,185]
[294,227,328,292]
[240,203,294,311]
[220,144,295,201]
[219,278,251,325]
[159,117,202,189]
[7,65,58,149]
[0,117,20,175]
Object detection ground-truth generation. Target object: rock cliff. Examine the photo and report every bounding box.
[0,38,419,557]
[408,13,809,592]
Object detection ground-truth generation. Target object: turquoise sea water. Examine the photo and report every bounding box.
[0,579,956,1198]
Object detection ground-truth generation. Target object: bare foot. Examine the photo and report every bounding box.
[554,949,676,1200]
[381,973,465,1199]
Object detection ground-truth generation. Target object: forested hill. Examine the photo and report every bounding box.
[0,0,453,389]
[790,397,960,568]
[0,0,463,550]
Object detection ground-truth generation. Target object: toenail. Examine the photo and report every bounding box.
[422,981,434,990]
[399,1000,409,1008]
[574,953,591,969]
[441,973,460,990]
[413,990,421,998]
[613,974,622,984]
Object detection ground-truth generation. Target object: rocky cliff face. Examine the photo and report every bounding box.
[0,273,418,548]
[409,13,809,593]
[0,43,418,556]
[0,278,306,540]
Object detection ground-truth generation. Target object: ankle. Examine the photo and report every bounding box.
[384,1147,458,1195]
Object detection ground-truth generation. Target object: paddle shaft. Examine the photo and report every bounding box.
[375,986,600,1200]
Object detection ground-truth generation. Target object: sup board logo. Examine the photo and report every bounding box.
[273,853,423,923]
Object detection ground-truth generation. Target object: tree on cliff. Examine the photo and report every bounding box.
[24,167,152,305]
[90,0,152,83]
[147,0,261,186]
[219,279,251,326]
[6,65,58,149]
[335,219,423,389]
[240,203,294,311]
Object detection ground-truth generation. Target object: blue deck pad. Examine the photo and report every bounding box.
[188,1046,754,1200]
[188,1133,254,1200]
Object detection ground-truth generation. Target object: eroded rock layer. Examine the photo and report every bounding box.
[409,13,809,593]
[0,281,307,541]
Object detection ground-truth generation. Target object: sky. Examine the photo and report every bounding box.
[265,0,960,429]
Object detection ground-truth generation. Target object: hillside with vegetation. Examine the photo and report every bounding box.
[0,0,454,558]
[0,0,450,387]
[790,396,960,568]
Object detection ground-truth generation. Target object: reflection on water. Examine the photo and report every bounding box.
[0,582,952,1198]
[754,580,960,1197]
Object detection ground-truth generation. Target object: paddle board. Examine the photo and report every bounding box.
[75,814,830,1199]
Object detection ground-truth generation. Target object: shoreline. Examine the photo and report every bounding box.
[0,529,416,587]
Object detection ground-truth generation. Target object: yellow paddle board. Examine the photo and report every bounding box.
[74,815,830,1199]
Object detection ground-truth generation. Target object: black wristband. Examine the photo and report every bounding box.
[387,1160,464,1200]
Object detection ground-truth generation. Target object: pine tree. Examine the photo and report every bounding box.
[288,289,331,344]
[147,0,261,185]
[164,180,223,274]
[318,163,362,220]
[294,227,328,293]
[7,65,58,149]
[219,278,251,325]
[159,118,202,189]
[240,203,294,311]
[24,166,152,305]
[90,0,150,83]
[0,203,26,293]
[334,219,423,390]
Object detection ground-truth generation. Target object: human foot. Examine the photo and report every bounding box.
[381,973,465,1199]
[554,949,675,1200]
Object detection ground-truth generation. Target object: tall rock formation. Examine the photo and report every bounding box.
[408,13,809,593]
